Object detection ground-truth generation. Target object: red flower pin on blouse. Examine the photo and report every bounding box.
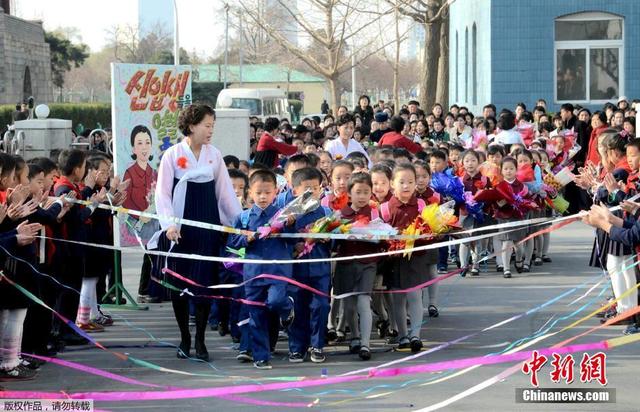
[177,156,188,169]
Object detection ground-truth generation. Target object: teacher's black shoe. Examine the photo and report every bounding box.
[177,338,191,359]
[195,341,210,362]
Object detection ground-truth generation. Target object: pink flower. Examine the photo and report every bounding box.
[177,156,188,169]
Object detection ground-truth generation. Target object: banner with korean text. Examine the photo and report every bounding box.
[111,63,192,247]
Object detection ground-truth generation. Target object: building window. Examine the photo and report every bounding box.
[455,30,459,102]
[472,24,477,105]
[464,27,468,103]
[555,12,623,103]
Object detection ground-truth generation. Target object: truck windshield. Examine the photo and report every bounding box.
[230,98,262,116]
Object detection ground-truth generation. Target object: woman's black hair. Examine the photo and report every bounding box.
[358,95,370,106]
[497,110,516,130]
[263,117,280,132]
[178,103,216,136]
[593,111,607,124]
[130,125,154,161]
[389,116,405,133]
[336,113,355,127]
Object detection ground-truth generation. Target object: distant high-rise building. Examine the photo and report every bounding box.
[264,0,298,46]
[138,0,175,38]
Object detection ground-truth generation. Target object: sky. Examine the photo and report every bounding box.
[15,0,227,57]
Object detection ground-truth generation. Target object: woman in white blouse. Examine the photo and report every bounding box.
[323,113,372,168]
[153,104,241,362]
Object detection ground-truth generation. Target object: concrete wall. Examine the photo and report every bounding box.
[228,81,327,115]
[449,0,492,114]
[0,11,53,105]
[490,0,640,112]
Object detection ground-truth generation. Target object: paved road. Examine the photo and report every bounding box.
[4,223,639,411]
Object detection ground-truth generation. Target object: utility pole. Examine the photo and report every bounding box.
[173,0,179,65]
[224,3,230,88]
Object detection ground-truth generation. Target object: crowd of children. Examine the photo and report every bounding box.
[2,97,639,379]
[0,148,130,380]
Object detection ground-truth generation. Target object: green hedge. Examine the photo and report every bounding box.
[0,103,112,132]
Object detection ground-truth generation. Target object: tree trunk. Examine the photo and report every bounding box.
[436,13,449,108]
[328,76,341,115]
[419,2,442,110]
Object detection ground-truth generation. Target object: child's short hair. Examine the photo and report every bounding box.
[450,144,464,153]
[461,149,480,162]
[58,149,87,176]
[292,167,323,188]
[239,160,250,170]
[330,160,355,177]
[0,153,17,178]
[413,159,431,174]
[517,149,534,162]
[87,153,110,171]
[29,157,58,175]
[249,169,277,187]
[501,156,517,169]
[348,157,366,169]
[224,155,240,169]
[429,150,447,162]
[393,148,413,161]
[392,162,417,179]
[346,151,369,166]
[285,154,311,171]
[228,168,249,186]
[13,155,26,176]
[379,159,397,170]
[370,163,392,180]
[487,145,505,157]
[347,172,373,193]
[28,163,44,180]
[306,152,319,167]
[627,138,640,152]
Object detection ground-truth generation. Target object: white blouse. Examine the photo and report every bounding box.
[154,140,242,231]
[324,138,372,168]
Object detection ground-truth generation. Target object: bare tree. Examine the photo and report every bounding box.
[239,0,402,112]
[104,23,174,64]
[394,0,451,109]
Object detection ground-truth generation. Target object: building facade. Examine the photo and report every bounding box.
[0,6,53,105]
[449,0,640,113]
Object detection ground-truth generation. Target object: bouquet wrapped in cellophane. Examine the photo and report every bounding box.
[389,201,459,259]
[257,190,320,238]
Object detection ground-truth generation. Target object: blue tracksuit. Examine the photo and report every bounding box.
[227,203,293,362]
[288,206,332,354]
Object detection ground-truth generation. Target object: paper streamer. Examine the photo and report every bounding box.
[2,336,637,402]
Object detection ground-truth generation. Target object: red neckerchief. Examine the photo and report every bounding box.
[54,176,84,198]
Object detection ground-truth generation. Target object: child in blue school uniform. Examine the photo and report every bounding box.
[287,167,332,364]
[275,154,311,208]
[228,169,295,370]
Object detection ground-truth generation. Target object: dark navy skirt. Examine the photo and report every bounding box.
[150,179,222,301]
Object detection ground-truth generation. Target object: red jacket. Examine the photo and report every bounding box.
[255,132,298,167]
[378,131,422,154]
[586,125,607,166]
